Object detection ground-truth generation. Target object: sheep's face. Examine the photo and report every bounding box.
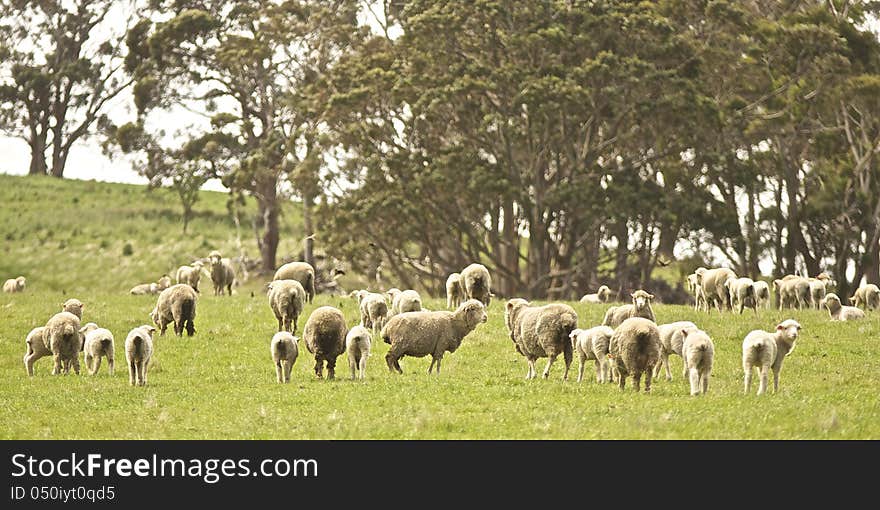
[776,320,801,341]
[823,294,841,311]
[79,323,99,335]
[192,261,205,270]
[598,286,611,300]
[62,299,84,319]
[460,300,487,328]
[631,291,653,310]
[504,298,529,332]
[142,325,157,338]
[16,276,26,286]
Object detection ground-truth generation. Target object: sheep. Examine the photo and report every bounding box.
[44,311,82,375]
[382,299,487,375]
[601,290,655,328]
[460,263,492,306]
[446,273,465,309]
[686,274,706,311]
[823,293,866,321]
[725,277,758,314]
[391,289,422,316]
[345,325,372,380]
[699,268,737,312]
[753,281,771,309]
[808,278,827,310]
[62,298,84,319]
[505,298,578,380]
[125,325,155,386]
[742,319,801,395]
[608,317,661,392]
[176,260,206,293]
[208,250,236,296]
[273,262,316,303]
[23,327,50,376]
[150,283,198,336]
[773,277,810,310]
[569,325,614,383]
[681,328,715,396]
[270,331,298,383]
[850,284,880,311]
[156,274,172,291]
[302,306,348,379]
[351,290,389,334]
[3,276,26,293]
[652,321,699,381]
[130,282,159,295]
[267,279,306,333]
[580,285,613,304]
[80,323,115,375]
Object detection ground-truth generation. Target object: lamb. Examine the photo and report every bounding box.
[23,327,50,376]
[273,262,316,303]
[579,285,613,304]
[390,289,422,315]
[383,299,487,375]
[350,290,389,333]
[681,328,715,396]
[150,283,198,336]
[742,319,801,395]
[823,293,866,321]
[3,276,26,293]
[44,311,82,375]
[652,321,699,381]
[176,260,206,293]
[302,306,348,379]
[446,273,465,309]
[569,325,614,383]
[460,263,492,306]
[270,331,299,383]
[699,268,737,312]
[753,281,771,309]
[601,290,655,328]
[608,317,661,392]
[156,275,172,290]
[62,298,84,319]
[808,278,827,310]
[267,279,306,333]
[208,250,237,296]
[850,284,880,311]
[725,277,758,314]
[80,323,115,375]
[505,298,578,380]
[773,277,811,310]
[125,325,155,386]
[130,282,159,295]
[686,274,706,311]
[345,325,372,380]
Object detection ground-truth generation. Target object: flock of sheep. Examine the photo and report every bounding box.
[5,258,878,397]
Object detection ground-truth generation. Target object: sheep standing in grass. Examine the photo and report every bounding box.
[505,298,578,380]
[208,250,236,296]
[601,290,655,328]
[390,289,422,316]
[270,331,298,383]
[446,273,465,309]
[3,276,26,293]
[461,263,492,306]
[273,262,316,303]
[774,276,811,310]
[303,306,348,379]
[176,261,206,293]
[355,291,389,333]
[44,311,82,375]
[653,321,698,381]
[753,281,771,309]
[151,284,198,336]
[346,325,372,380]
[383,299,487,375]
[62,298,84,319]
[569,325,614,383]
[580,285,612,304]
[681,328,715,396]
[823,293,865,321]
[726,277,758,314]
[742,319,801,395]
[686,274,706,311]
[125,325,155,386]
[23,327,49,376]
[850,284,880,311]
[700,268,737,312]
[808,278,827,310]
[268,279,306,333]
[80,323,115,375]
[608,317,660,392]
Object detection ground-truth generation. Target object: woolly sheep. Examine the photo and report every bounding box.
[23,327,50,376]
[580,285,613,304]
[742,319,801,395]
[823,293,865,321]
[62,298,84,319]
[505,298,578,380]
[446,273,465,309]
[850,284,880,311]
[808,278,827,310]
[773,277,810,310]
[382,299,487,375]
[569,325,614,383]
[125,325,155,386]
[302,306,348,379]
[601,290,655,328]
[156,275,172,291]
[699,268,737,312]
[130,282,159,295]
[345,325,372,380]
[391,289,422,316]
[80,322,115,376]
[44,311,82,375]
[460,263,492,306]
[725,277,758,314]
[208,250,236,296]
[3,276,26,293]
[267,279,306,333]
[270,331,299,383]
[652,321,699,381]
[608,317,661,392]
[753,281,771,309]
[351,290,389,334]
[681,328,715,396]
[686,274,706,311]
[273,262,316,303]
[150,283,198,336]
[176,261,206,293]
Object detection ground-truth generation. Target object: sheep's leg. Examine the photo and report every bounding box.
[542,354,557,379]
[107,356,114,376]
[358,355,368,380]
[701,372,709,394]
[757,366,769,395]
[434,356,442,375]
[284,360,293,383]
[24,352,40,376]
[52,353,62,375]
[772,368,780,393]
[139,361,148,386]
[314,359,324,379]
[689,367,700,396]
[743,365,752,394]
[277,318,284,332]
[185,318,195,337]
[525,358,536,380]
[129,361,136,385]
[562,344,572,381]
[427,358,436,374]
[275,361,283,383]
[617,370,626,391]
[90,355,100,376]
[577,353,587,383]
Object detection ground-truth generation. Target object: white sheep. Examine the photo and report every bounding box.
[3,276,26,293]
[569,326,614,383]
[273,262,317,303]
[823,293,865,321]
[151,283,198,336]
[44,311,82,375]
[125,325,156,386]
[23,327,49,376]
[601,290,655,328]
[460,263,492,306]
[345,325,372,380]
[270,331,298,383]
[681,328,715,396]
[742,319,801,395]
[773,276,810,310]
[208,250,236,296]
[175,260,206,293]
[725,277,758,314]
[130,282,159,295]
[850,284,880,311]
[653,321,699,381]
[267,279,306,333]
[446,273,465,309]
[356,291,389,334]
[390,289,422,316]
[579,285,613,304]
[808,278,827,310]
[608,317,661,392]
[686,274,706,311]
[752,280,771,309]
[699,267,737,312]
[80,322,115,375]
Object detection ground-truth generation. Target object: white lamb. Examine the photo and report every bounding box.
[681,328,715,396]
[270,331,298,383]
[80,323,115,375]
[653,321,699,381]
[569,326,614,383]
[345,325,372,380]
[125,325,155,386]
[742,319,801,395]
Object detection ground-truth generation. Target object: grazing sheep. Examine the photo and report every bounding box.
[346,325,372,380]
[267,279,306,333]
[125,325,155,386]
[850,284,880,311]
[652,321,698,381]
[176,261,206,293]
[302,306,348,379]
[23,327,50,376]
[681,328,715,396]
[505,298,578,380]
[208,250,236,296]
[742,319,801,395]
[580,285,613,304]
[44,311,82,375]
[753,281,771,309]
[446,273,465,309]
[150,284,198,336]
[391,289,422,316]
[383,299,487,375]
[156,275,172,291]
[808,278,827,310]
[686,274,706,311]
[461,263,492,306]
[351,291,389,334]
[569,325,614,383]
[699,268,737,312]
[773,277,811,310]
[273,262,317,303]
[62,298,84,319]
[3,276,26,293]
[823,293,865,321]
[80,323,115,375]
[130,282,159,295]
[270,331,299,383]
[601,290,655,328]
[608,317,661,392]
[725,277,758,314]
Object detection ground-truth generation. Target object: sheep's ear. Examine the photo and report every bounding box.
[79,326,88,334]
[630,293,636,298]
[776,324,784,331]
[647,294,654,300]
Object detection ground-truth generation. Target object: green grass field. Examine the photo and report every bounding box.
[1,175,879,439]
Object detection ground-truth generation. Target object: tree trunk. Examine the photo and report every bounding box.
[28,139,47,175]
[614,221,629,298]
[258,187,280,274]
[499,199,519,298]
[50,144,69,178]
[302,191,315,269]
[746,185,760,277]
